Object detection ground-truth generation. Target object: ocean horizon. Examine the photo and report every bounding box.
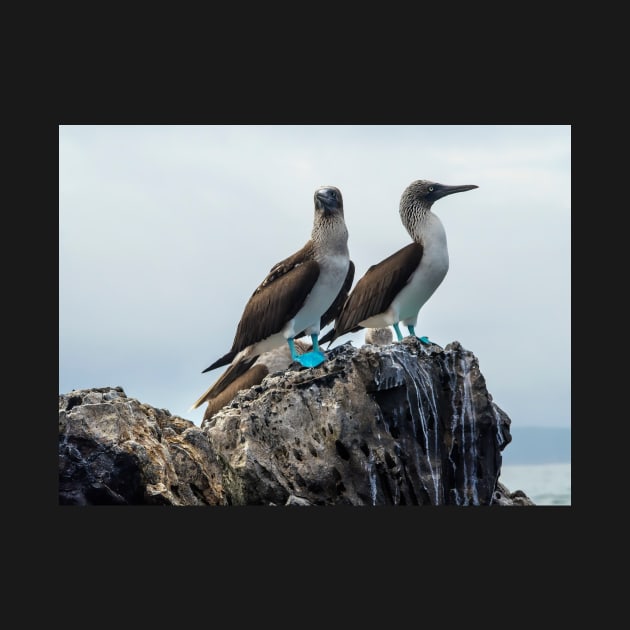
[498,462,571,506]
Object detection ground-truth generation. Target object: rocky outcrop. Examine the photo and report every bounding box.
[58,338,534,506]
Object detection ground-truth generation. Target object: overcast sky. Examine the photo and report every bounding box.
[59,125,570,430]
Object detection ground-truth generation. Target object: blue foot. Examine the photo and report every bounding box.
[407,326,429,344]
[295,350,326,367]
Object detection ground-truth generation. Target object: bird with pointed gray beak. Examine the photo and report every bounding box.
[321,179,478,347]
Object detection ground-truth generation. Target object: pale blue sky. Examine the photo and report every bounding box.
[59,124,570,429]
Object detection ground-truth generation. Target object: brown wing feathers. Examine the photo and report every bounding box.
[320,260,355,329]
[202,244,320,373]
[192,354,259,409]
[231,257,320,351]
[328,243,423,343]
[201,364,269,420]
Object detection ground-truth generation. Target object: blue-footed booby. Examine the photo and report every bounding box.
[321,179,478,347]
[192,265,355,420]
[202,185,353,375]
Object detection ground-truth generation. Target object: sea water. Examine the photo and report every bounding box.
[498,462,571,506]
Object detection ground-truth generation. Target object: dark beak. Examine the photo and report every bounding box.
[315,188,341,214]
[431,183,478,201]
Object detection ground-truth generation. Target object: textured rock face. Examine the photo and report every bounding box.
[58,339,534,506]
[58,387,225,505]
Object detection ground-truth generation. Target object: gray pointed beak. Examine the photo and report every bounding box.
[431,183,478,200]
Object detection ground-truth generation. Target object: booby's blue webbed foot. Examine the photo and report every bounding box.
[407,325,430,344]
[295,350,327,367]
[288,338,326,368]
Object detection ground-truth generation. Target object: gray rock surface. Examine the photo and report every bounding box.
[58,338,534,506]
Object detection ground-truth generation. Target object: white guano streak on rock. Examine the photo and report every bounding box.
[391,349,441,505]
[416,361,442,503]
[446,353,463,505]
[459,357,480,505]
[366,451,378,505]
[445,351,480,506]
[493,405,506,446]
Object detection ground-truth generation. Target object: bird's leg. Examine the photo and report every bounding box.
[288,338,300,361]
[393,323,404,342]
[407,325,430,344]
[289,336,326,368]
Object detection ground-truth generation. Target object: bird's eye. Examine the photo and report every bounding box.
[331,190,337,198]
[428,186,434,192]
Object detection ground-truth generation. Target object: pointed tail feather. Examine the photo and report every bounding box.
[319,324,363,348]
[202,349,237,373]
[318,328,336,347]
